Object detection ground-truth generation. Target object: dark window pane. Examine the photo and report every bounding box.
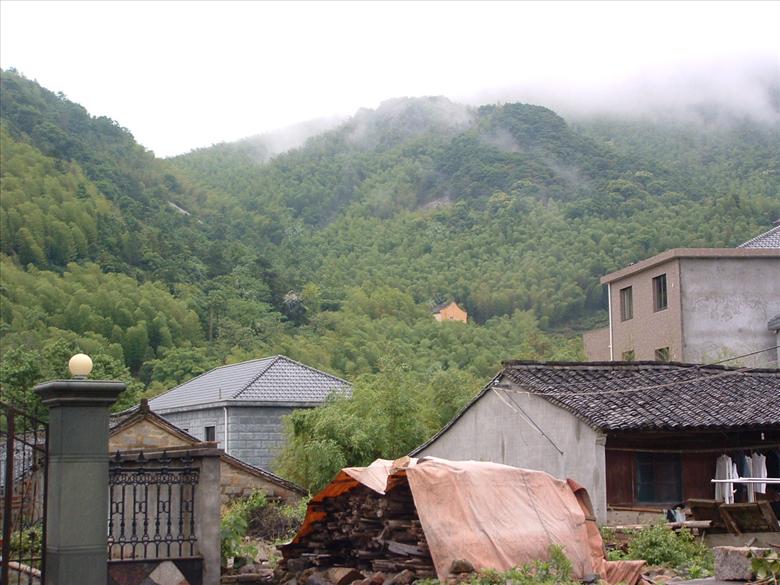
[620,286,633,321]
[635,452,681,503]
[653,274,668,311]
[205,425,216,441]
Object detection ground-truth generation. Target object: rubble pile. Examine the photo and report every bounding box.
[280,481,436,578]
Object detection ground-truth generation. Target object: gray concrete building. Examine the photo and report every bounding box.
[147,355,351,470]
[583,224,780,366]
[412,361,780,524]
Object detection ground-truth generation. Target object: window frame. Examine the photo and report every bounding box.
[635,452,683,505]
[619,286,633,321]
[204,425,216,442]
[652,274,668,312]
[655,347,670,362]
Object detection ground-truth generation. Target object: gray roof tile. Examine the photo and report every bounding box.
[412,361,780,454]
[738,225,780,249]
[501,361,780,431]
[148,355,350,411]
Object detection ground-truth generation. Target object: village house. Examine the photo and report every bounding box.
[110,399,306,503]
[583,222,780,366]
[147,355,351,470]
[411,360,780,524]
[431,300,468,323]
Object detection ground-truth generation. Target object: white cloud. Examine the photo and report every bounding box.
[1,0,778,156]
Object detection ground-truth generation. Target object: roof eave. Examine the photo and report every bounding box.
[151,399,327,415]
[600,248,780,284]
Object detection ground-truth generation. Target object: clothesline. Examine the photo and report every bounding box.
[711,478,780,484]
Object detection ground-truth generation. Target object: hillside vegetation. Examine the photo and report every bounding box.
[1,69,777,481]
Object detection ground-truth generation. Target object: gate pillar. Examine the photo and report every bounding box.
[35,354,125,585]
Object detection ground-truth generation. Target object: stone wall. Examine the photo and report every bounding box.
[219,458,302,504]
[111,414,304,505]
[109,418,194,451]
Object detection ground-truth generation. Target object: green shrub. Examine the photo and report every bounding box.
[8,524,43,565]
[417,545,579,585]
[220,491,268,566]
[247,496,309,543]
[751,549,780,584]
[221,490,310,566]
[622,523,713,576]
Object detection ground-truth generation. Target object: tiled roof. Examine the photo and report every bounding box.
[412,362,780,453]
[738,225,780,249]
[148,355,351,411]
[499,361,780,431]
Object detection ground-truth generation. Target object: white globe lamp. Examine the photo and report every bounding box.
[68,353,93,379]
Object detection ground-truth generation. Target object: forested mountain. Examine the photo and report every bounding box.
[1,68,778,466]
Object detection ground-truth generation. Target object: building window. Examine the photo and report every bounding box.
[622,350,635,362]
[655,347,670,362]
[653,274,668,312]
[619,286,633,321]
[635,452,682,504]
[205,426,216,442]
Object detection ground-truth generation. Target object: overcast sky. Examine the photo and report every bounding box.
[1,1,778,157]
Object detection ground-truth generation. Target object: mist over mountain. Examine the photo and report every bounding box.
[1,68,778,417]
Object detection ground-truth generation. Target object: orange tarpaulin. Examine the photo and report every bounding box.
[288,457,644,584]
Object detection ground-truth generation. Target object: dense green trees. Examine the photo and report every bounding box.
[1,69,777,480]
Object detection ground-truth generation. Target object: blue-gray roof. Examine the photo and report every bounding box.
[738,224,780,249]
[148,355,351,411]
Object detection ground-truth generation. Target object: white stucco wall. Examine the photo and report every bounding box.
[680,257,780,366]
[415,388,608,522]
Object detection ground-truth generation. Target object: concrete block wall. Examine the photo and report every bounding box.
[227,406,297,470]
[160,405,309,471]
[161,408,225,448]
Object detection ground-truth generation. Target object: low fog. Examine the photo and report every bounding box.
[228,56,779,163]
[468,55,780,125]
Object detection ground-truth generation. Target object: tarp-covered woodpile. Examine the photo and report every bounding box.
[281,457,645,584]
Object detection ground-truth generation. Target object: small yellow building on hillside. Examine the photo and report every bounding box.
[432,301,468,323]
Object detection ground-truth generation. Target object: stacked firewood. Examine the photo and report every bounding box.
[281,482,436,577]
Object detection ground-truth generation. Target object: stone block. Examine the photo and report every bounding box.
[713,546,769,581]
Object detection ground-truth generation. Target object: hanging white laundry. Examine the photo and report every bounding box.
[752,452,768,494]
[715,454,733,503]
[744,456,755,502]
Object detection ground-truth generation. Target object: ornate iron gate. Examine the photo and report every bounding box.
[107,450,199,560]
[0,402,48,585]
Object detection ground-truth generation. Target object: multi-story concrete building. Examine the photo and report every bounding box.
[584,223,780,366]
